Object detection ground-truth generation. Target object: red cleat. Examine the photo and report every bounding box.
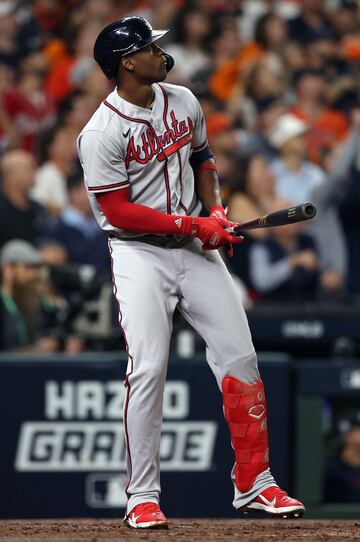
[241,486,305,518]
[125,502,168,529]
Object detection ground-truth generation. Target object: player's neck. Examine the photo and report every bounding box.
[116,82,154,109]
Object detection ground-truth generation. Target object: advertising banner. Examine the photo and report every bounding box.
[0,355,290,518]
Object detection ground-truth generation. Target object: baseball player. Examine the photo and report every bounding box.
[77,16,305,529]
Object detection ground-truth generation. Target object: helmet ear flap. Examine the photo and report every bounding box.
[164,53,174,73]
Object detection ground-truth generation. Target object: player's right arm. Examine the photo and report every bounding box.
[78,130,239,249]
[96,188,240,248]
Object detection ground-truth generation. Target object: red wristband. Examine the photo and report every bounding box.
[196,162,218,174]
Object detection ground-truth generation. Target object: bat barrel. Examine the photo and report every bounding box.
[228,201,318,236]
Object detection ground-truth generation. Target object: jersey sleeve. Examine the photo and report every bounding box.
[77,130,129,193]
[190,93,208,154]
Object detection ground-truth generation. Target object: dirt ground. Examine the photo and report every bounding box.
[0,519,359,542]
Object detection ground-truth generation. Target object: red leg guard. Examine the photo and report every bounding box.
[222,376,269,493]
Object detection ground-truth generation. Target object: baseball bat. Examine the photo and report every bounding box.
[227,202,317,236]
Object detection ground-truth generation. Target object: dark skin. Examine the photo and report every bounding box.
[116,42,222,213]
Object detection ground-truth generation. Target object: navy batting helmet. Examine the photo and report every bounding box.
[94,16,174,80]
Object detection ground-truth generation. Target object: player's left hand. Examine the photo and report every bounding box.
[208,205,243,256]
[210,205,237,228]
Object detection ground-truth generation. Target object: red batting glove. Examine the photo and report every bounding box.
[208,205,242,256]
[189,215,242,252]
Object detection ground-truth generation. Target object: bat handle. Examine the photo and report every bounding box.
[226,226,236,235]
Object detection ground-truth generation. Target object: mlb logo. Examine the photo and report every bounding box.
[86,473,128,508]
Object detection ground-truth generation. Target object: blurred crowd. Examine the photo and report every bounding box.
[326,408,360,503]
[1,0,360,353]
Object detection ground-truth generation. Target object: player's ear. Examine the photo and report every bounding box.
[121,56,135,73]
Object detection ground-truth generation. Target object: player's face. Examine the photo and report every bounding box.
[130,42,168,83]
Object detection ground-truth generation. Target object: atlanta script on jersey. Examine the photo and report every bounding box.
[77,83,207,238]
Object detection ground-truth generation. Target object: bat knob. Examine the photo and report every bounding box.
[302,202,317,219]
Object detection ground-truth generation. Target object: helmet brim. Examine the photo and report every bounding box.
[122,28,169,57]
[151,29,169,41]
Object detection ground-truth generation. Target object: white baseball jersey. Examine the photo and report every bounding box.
[77,83,207,238]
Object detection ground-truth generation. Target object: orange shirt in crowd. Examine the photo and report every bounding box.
[43,40,76,104]
[209,42,263,102]
[45,57,77,104]
[291,106,349,164]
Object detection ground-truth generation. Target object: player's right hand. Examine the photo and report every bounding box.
[209,205,241,256]
[190,216,243,251]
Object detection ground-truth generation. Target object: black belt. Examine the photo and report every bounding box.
[109,233,192,249]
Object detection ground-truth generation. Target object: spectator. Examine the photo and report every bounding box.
[0,60,18,152]
[206,112,234,156]
[227,154,278,290]
[211,20,242,69]
[12,1,43,59]
[245,56,285,104]
[268,113,348,297]
[311,115,360,299]
[298,30,356,111]
[0,239,58,352]
[269,113,324,202]
[288,0,336,44]
[326,410,360,503]
[229,153,277,231]
[249,199,320,302]
[330,0,359,38]
[0,2,18,65]
[255,12,289,56]
[45,22,102,104]
[236,94,286,160]
[40,239,68,267]
[64,0,118,33]
[45,173,109,271]
[57,90,99,135]
[209,10,288,104]
[32,0,68,35]
[209,36,263,103]
[166,7,213,86]
[38,239,87,354]
[149,0,180,32]
[290,68,349,163]
[0,149,47,247]
[31,124,78,215]
[3,49,56,153]
[73,62,110,106]
[339,166,360,298]
[301,33,345,75]
[337,116,360,298]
